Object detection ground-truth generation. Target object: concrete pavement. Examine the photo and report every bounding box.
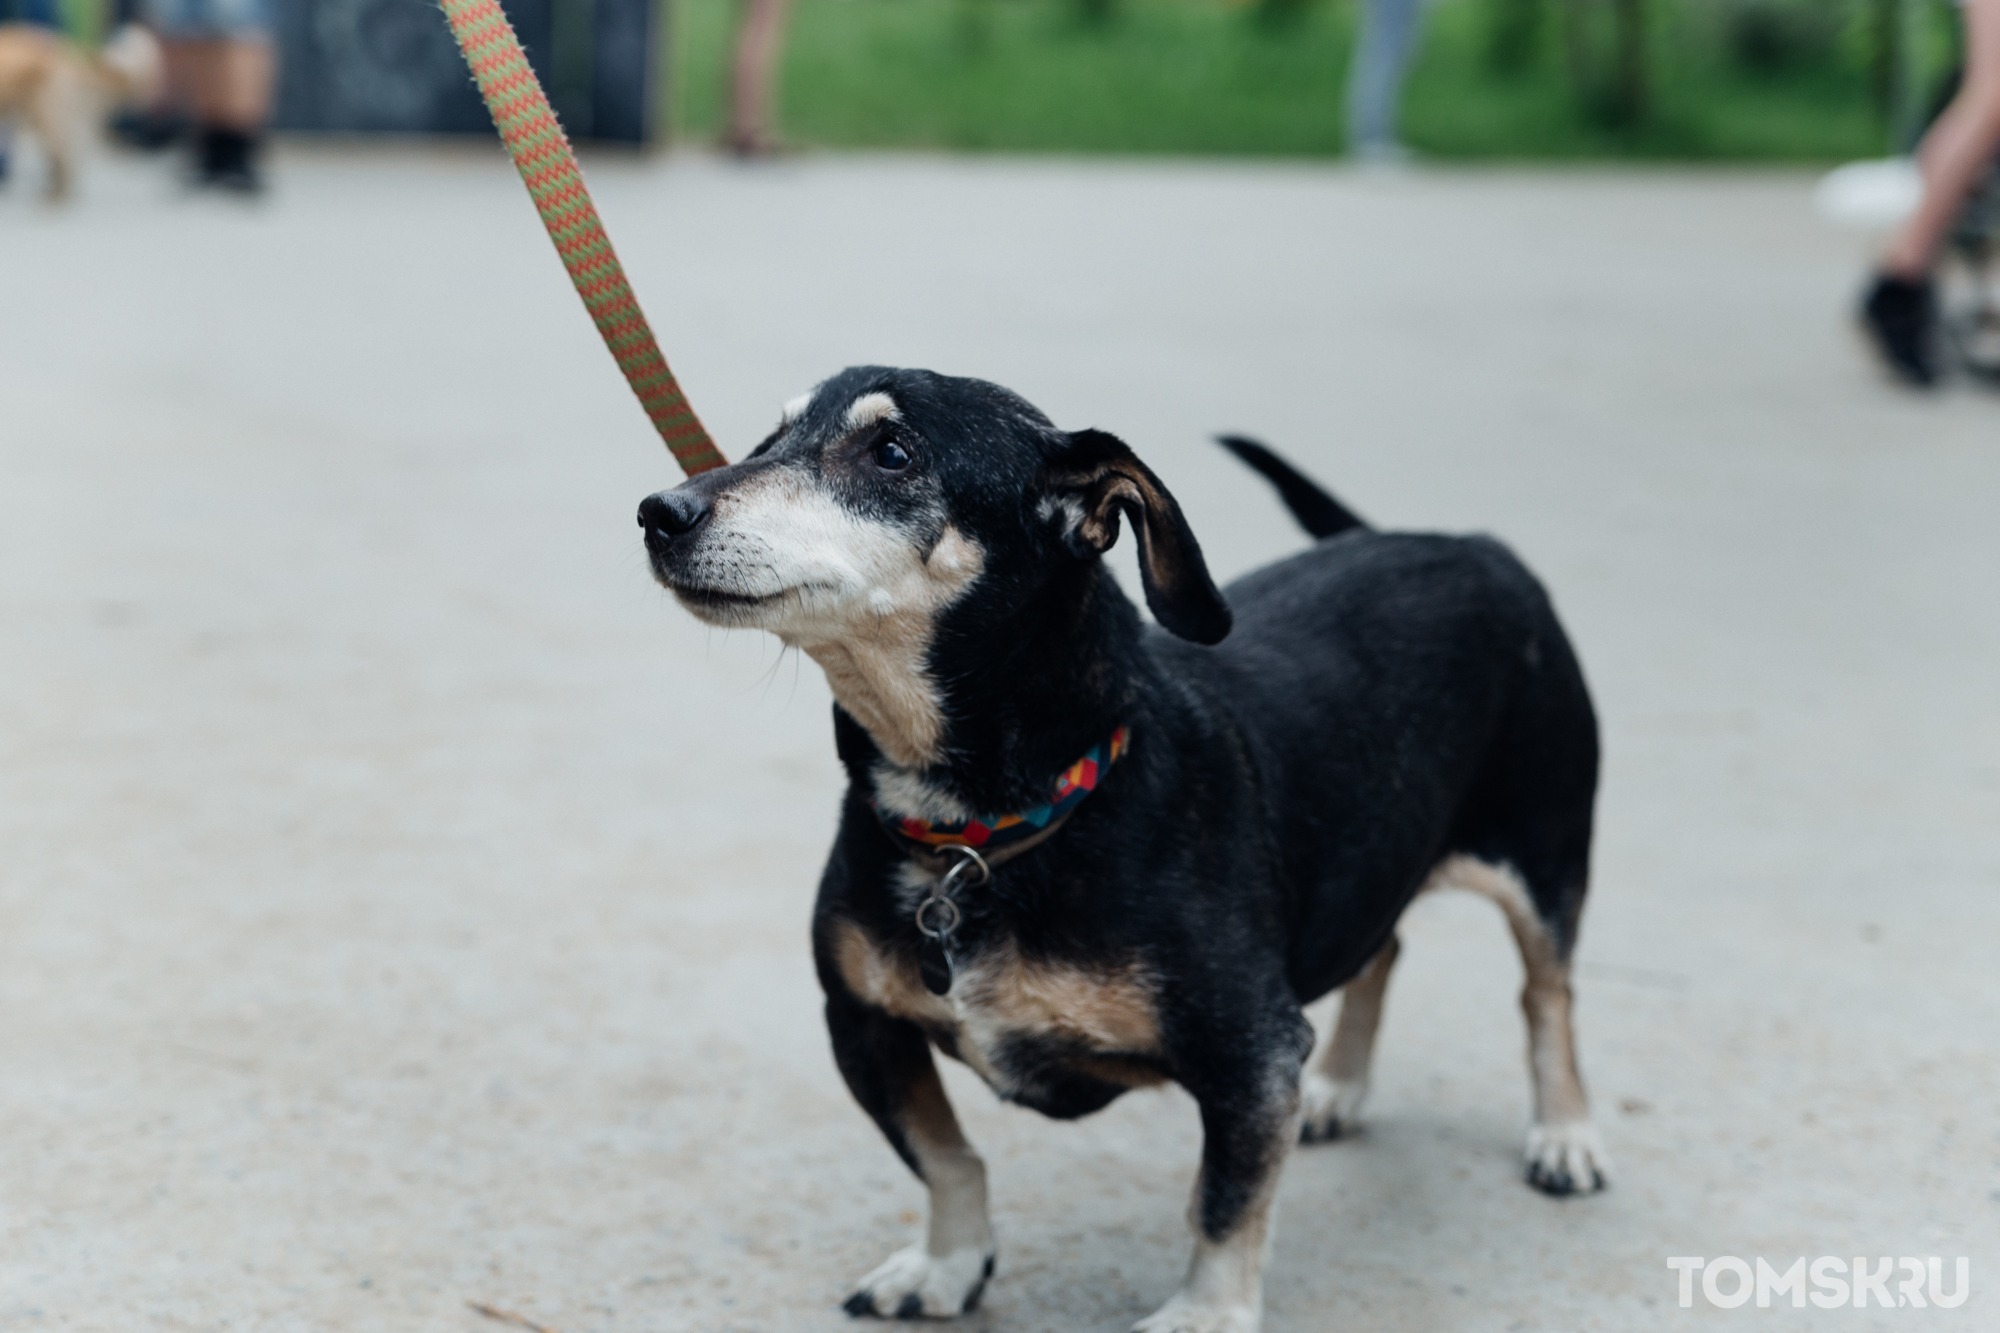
[2,147,1996,1331]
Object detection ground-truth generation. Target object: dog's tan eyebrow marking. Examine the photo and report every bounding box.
[844,392,900,430]
[780,392,814,424]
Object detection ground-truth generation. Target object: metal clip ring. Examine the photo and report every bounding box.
[937,843,991,892]
[914,844,988,941]
[914,893,962,940]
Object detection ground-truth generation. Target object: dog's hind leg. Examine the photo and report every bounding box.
[1443,855,1609,1196]
[26,75,76,203]
[826,993,996,1319]
[1298,934,1399,1143]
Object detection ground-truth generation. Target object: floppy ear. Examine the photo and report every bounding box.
[1045,429,1232,645]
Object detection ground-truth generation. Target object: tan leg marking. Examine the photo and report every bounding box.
[841,964,997,1317]
[1137,1075,1301,1333]
[1299,934,1399,1142]
[900,1063,994,1259]
[1431,854,1608,1194]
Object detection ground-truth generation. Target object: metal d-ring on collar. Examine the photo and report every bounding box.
[915,843,989,944]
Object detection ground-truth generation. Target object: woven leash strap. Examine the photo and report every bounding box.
[439,0,727,476]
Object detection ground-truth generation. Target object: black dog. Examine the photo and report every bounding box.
[639,367,1607,1332]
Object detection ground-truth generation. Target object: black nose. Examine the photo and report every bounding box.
[638,489,712,539]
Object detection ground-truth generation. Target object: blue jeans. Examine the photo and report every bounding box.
[1347,0,1425,153]
[143,0,271,38]
[0,0,60,25]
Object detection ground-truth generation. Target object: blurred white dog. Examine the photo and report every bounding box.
[0,22,162,201]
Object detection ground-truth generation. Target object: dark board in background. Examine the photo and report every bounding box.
[272,0,662,144]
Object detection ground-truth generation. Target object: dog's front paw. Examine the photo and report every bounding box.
[1132,1292,1260,1333]
[1524,1120,1610,1196]
[1297,1071,1368,1144]
[843,1244,995,1320]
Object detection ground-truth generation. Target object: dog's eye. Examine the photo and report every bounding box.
[872,439,913,472]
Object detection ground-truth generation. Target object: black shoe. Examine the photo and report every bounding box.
[1861,272,1940,387]
[112,108,187,153]
[193,127,266,195]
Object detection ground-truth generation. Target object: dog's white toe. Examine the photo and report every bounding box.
[1523,1120,1610,1196]
[843,1243,995,1320]
[1132,1292,1260,1333]
[1297,1071,1369,1143]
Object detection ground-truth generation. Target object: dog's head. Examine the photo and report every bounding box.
[639,367,1227,764]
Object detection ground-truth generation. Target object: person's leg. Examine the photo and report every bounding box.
[162,33,214,109]
[1862,0,2000,384]
[1883,0,2000,277]
[165,32,272,188]
[199,34,272,129]
[1346,0,1424,158]
[154,0,273,191]
[726,0,790,155]
[172,35,274,133]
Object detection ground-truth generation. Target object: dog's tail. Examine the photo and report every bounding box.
[1215,435,1368,539]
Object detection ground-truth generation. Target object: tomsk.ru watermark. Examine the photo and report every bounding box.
[1667,1257,1971,1309]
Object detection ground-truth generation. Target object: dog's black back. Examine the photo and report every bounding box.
[1193,527,1597,1001]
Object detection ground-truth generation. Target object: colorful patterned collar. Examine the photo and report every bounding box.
[872,725,1132,861]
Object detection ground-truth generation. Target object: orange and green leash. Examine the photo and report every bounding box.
[438,0,727,477]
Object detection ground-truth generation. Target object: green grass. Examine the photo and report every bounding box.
[676,0,1357,154]
[55,0,108,44]
[670,0,1957,160]
[1402,2,1893,160]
